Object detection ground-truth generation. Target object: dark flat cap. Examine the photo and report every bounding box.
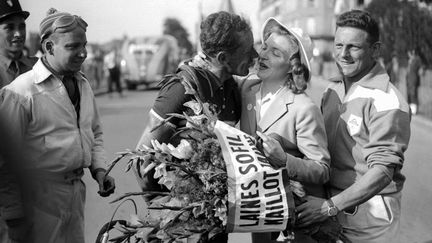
[0,0,29,22]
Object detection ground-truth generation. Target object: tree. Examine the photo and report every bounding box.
[366,0,432,67]
[163,18,194,57]
[419,0,432,4]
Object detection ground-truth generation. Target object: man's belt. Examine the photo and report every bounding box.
[24,168,84,183]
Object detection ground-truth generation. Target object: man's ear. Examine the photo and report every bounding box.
[44,40,54,55]
[215,51,229,66]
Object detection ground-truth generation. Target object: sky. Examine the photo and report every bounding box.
[20,0,260,44]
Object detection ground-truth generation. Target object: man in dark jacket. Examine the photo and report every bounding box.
[134,11,258,243]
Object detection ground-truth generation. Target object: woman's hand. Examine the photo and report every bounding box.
[256,131,287,168]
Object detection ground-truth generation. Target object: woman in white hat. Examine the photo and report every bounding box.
[238,18,332,242]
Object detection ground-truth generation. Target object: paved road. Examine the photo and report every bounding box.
[84,77,432,243]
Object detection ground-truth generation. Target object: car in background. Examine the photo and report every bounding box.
[120,35,180,90]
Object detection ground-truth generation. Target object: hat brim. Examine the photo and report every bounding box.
[261,18,311,81]
[0,10,29,21]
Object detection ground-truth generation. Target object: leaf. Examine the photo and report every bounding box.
[105,153,128,178]
[134,157,144,178]
[110,191,170,204]
[151,140,172,154]
[134,227,156,241]
[192,202,205,218]
[150,116,175,133]
[113,223,132,234]
[184,233,201,243]
[170,139,193,159]
[156,229,171,241]
[157,170,176,190]
[154,163,167,179]
[181,79,197,95]
[208,227,224,241]
[142,162,156,177]
[214,203,228,226]
[290,180,306,198]
[183,100,202,115]
[129,214,144,228]
[108,234,130,242]
[125,158,134,172]
[162,212,186,228]
[186,114,207,128]
[149,195,172,206]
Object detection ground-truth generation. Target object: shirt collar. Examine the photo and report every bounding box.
[0,53,35,68]
[195,67,227,89]
[0,54,13,68]
[35,57,80,84]
[356,63,389,91]
[33,58,56,84]
[331,63,389,92]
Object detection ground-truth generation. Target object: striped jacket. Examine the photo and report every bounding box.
[321,63,411,195]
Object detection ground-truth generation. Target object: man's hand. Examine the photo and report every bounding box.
[95,170,115,197]
[256,131,287,168]
[296,195,329,227]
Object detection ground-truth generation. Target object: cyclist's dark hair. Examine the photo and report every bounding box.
[200,11,251,57]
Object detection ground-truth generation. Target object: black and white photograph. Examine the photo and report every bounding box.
[1,0,432,242]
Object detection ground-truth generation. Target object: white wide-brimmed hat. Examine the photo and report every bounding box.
[261,17,313,81]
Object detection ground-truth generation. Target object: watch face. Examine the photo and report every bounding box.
[328,207,338,216]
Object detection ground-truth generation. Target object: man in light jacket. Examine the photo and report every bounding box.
[0,8,115,243]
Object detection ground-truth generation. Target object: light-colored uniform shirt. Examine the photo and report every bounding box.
[0,59,106,219]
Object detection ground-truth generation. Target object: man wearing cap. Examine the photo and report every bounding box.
[0,8,115,243]
[0,0,37,88]
[295,10,411,242]
[0,0,37,241]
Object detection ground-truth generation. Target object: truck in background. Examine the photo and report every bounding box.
[120,35,180,90]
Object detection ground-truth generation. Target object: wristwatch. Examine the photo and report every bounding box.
[326,199,339,216]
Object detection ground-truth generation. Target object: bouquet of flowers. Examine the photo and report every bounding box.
[99,79,235,243]
[99,77,344,243]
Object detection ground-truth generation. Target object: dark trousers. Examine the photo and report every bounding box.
[407,77,419,105]
[108,66,122,94]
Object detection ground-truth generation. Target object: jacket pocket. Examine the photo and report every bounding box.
[367,195,392,224]
[339,195,393,228]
